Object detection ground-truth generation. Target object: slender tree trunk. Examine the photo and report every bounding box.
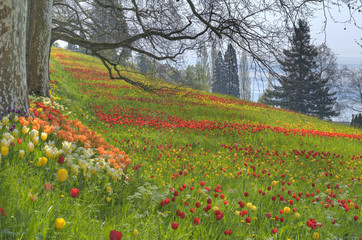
[0,1,30,113]
[26,0,53,97]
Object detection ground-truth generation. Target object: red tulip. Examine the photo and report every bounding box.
[110,230,122,240]
[176,209,181,216]
[58,155,65,164]
[171,222,179,229]
[70,188,79,198]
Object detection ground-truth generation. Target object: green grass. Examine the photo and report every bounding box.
[0,47,361,239]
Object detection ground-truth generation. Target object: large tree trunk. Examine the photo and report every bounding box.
[26,0,53,97]
[0,1,30,113]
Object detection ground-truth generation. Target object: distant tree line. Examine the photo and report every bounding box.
[211,44,240,98]
[135,42,252,101]
[351,114,362,128]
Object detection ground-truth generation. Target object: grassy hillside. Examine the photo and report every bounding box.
[0,47,361,239]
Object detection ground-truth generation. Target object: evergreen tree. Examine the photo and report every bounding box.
[265,19,338,118]
[224,44,240,98]
[211,51,226,94]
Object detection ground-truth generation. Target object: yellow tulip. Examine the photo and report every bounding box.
[22,126,29,134]
[55,218,66,229]
[106,186,112,193]
[33,137,39,146]
[41,132,48,141]
[29,130,38,141]
[12,129,18,137]
[272,181,278,187]
[19,150,25,158]
[284,207,291,214]
[57,169,68,182]
[27,142,34,152]
[0,146,9,156]
[39,157,48,166]
[312,232,319,240]
[2,117,9,125]
[133,229,139,236]
[45,148,52,158]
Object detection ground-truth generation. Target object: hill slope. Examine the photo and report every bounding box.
[0,48,361,239]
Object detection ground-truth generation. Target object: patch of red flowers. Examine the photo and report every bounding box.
[307,218,322,229]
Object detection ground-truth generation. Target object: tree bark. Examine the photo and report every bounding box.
[0,1,29,113]
[26,0,53,97]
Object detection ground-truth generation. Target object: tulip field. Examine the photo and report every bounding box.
[0,47,361,240]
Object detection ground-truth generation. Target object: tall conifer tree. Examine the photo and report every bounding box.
[224,44,240,98]
[211,51,225,94]
[265,19,338,118]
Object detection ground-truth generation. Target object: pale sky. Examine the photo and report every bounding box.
[310,5,362,65]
